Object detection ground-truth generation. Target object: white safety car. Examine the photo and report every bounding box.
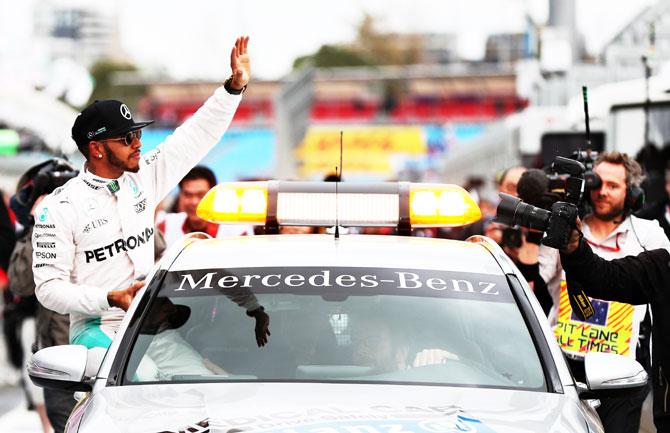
[28,181,647,433]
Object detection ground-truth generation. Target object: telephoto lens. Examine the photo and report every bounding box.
[494,193,551,232]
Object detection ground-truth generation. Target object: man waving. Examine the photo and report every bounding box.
[32,37,264,349]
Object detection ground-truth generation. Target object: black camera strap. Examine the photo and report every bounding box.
[565,278,595,321]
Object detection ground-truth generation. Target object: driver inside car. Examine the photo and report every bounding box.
[351,316,409,373]
[351,315,460,374]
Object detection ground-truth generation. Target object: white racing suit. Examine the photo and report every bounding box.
[32,86,257,349]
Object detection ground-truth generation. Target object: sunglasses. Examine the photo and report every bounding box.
[105,130,142,146]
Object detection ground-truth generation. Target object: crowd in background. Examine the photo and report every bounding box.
[2,145,670,432]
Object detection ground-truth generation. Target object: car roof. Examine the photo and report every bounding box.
[167,234,505,275]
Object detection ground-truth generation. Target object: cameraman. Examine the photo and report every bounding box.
[486,166,552,314]
[560,224,670,432]
[540,151,670,433]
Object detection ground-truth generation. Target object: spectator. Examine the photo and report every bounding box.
[157,166,254,249]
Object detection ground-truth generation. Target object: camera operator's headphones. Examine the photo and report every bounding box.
[625,183,645,213]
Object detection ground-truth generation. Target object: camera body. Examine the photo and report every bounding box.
[518,151,600,212]
[542,200,580,249]
[495,155,586,250]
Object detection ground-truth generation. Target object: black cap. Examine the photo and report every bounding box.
[140,298,192,335]
[71,99,154,149]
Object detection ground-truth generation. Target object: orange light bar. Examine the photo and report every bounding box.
[197,182,268,224]
[197,181,482,229]
[409,184,482,227]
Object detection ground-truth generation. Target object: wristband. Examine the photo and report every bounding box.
[224,77,246,95]
[246,306,264,317]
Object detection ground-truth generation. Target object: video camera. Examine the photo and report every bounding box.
[516,150,600,212]
[572,150,601,191]
[495,156,587,250]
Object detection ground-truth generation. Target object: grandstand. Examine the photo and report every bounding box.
[137,63,527,127]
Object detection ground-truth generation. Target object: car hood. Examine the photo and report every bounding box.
[76,383,600,433]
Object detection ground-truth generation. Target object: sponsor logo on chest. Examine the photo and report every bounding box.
[37,207,48,222]
[134,198,147,214]
[84,227,154,263]
[34,232,56,239]
[129,179,142,198]
[83,218,109,233]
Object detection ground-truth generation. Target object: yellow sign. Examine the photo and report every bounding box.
[295,126,427,177]
[554,281,634,358]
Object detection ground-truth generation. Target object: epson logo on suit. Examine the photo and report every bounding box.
[36,251,57,259]
[165,267,510,302]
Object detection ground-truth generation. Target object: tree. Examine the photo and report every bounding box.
[292,14,424,71]
[354,14,423,65]
[293,44,373,69]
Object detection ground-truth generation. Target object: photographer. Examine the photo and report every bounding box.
[560,224,670,432]
[539,152,670,433]
[486,166,552,314]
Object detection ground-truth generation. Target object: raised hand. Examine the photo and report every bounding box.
[230,36,250,91]
[247,307,270,347]
[563,218,584,255]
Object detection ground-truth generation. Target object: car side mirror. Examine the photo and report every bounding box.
[578,352,647,399]
[28,345,106,392]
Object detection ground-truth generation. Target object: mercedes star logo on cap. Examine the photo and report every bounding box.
[120,104,132,120]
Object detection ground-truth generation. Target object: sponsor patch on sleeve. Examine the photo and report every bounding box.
[143,148,162,166]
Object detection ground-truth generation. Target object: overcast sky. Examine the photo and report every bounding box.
[1,0,659,81]
[113,0,657,80]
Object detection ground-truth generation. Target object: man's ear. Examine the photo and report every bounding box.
[89,141,103,159]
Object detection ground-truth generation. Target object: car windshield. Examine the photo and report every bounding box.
[123,266,546,390]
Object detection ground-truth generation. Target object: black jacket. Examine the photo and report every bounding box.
[636,195,670,241]
[0,197,15,270]
[561,240,670,432]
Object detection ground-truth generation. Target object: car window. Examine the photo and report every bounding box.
[123,266,545,391]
